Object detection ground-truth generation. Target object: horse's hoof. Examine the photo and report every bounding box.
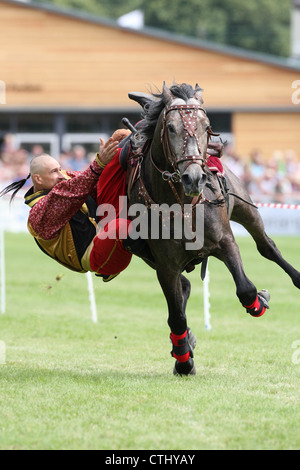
[173,358,196,376]
[187,327,197,350]
[258,289,270,304]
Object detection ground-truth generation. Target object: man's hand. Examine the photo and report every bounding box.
[97,137,119,167]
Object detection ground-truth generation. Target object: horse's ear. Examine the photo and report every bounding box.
[128,92,156,109]
[162,82,173,105]
[194,84,204,104]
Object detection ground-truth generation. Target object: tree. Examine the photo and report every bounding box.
[142,0,291,57]
[34,0,291,57]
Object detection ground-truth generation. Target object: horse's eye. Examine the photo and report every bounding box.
[167,123,176,134]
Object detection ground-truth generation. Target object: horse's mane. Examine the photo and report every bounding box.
[137,83,202,142]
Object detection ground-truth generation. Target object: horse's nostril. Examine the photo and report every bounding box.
[182,174,192,187]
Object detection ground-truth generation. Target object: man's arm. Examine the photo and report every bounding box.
[29,138,118,239]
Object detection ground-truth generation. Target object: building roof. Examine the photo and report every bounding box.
[3,0,300,72]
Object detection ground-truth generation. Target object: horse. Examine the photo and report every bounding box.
[124,82,300,376]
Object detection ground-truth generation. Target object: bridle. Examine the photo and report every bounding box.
[150,103,216,184]
[132,101,220,256]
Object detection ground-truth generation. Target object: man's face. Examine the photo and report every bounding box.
[33,156,67,191]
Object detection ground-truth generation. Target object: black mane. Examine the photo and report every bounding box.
[138,83,202,141]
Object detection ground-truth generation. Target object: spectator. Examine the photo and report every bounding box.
[1,133,16,156]
[68,145,88,171]
[249,149,265,179]
[30,144,45,159]
[223,143,246,181]
[58,151,73,171]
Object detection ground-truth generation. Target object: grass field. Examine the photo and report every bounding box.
[0,232,299,450]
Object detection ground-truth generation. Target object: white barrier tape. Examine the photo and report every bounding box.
[256,202,300,210]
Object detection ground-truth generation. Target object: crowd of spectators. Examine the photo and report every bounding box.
[222,144,300,203]
[1,133,300,203]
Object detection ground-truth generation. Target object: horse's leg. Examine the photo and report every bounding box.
[215,233,269,316]
[181,274,191,313]
[231,202,300,289]
[181,274,197,350]
[156,267,196,375]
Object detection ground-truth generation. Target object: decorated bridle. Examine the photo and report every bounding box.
[150,103,217,184]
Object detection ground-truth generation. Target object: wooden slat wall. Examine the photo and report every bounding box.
[0,1,299,108]
[232,112,300,158]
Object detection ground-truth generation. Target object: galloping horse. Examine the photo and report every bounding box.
[125,83,300,375]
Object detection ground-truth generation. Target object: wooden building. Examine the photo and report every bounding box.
[0,0,300,158]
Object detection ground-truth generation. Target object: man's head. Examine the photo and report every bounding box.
[31,154,66,191]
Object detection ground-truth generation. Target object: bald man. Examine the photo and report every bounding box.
[21,134,133,281]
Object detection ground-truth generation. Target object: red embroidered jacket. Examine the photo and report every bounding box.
[27,159,102,239]
[24,158,103,272]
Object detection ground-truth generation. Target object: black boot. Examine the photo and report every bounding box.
[95,273,120,282]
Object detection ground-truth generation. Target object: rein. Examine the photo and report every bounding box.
[148,103,218,208]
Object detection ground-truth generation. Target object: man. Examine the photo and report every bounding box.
[0,132,137,282]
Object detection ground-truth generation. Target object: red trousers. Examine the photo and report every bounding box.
[89,150,132,275]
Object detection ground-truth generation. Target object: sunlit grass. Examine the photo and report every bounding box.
[0,233,299,449]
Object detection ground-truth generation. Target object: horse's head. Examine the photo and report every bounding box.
[161,83,211,197]
[129,83,215,198]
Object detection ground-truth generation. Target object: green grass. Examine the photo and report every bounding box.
[0,233,299,450]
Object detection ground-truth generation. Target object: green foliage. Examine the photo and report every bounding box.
[34,0,291,57]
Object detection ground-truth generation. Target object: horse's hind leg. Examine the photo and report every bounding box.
[215,232,270,317]
[232,204,300,289]
[215,233,257,305]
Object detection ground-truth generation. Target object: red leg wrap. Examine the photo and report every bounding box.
[170,330,187,345]
[170,330,192,362]
[243,296,266,317]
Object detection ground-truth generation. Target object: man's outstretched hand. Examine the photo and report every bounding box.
[97,137,119,167]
